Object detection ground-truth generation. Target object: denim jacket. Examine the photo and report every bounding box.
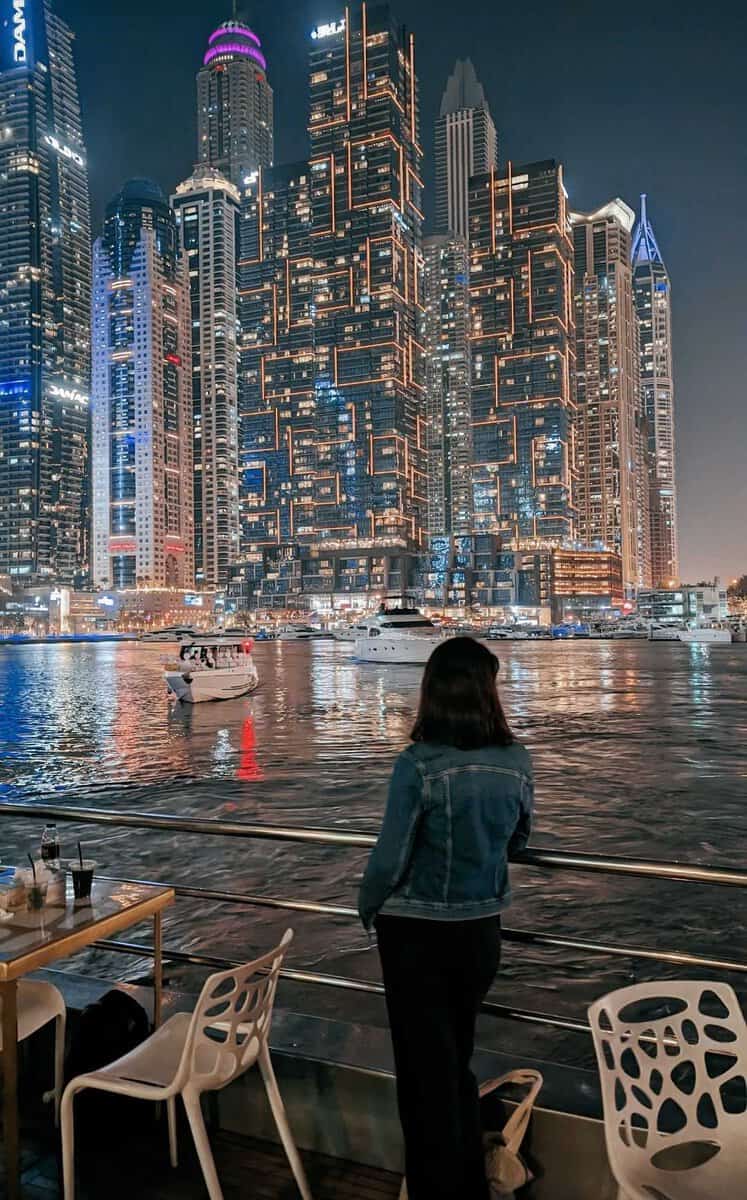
[358,740,533,930]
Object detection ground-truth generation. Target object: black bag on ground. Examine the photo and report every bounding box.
[65,988,152,1137]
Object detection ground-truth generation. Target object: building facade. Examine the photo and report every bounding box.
[172,169,240,590]
[232,4,425,611]
[550,547,624,622]
[469,160,576,546]
[91,180,193,591]
[196,18,273,190]
[0,0,91,582]
[571,200,645,593]
[632,194,679,586]
[422,234,473,536]
[435,58,497,239]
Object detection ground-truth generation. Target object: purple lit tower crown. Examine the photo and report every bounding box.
[203,21,267,73]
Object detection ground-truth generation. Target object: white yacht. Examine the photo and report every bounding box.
[649,624,684,641]
[164,636,259,704]
[353,606,446,664]
[485,626,530,641]
[678,626,732,644]
[277,623,327,641]
[139,625,202,643]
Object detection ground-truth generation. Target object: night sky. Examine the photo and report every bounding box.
[59,0,747,584]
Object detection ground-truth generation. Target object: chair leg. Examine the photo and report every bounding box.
[54,1011,66,1128]
[167,1096,179,1168]
[60,1086,78,1200]
[259,1044,313,1200]
[182,1090,223,1200]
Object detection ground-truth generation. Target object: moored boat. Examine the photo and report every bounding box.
[164,636,259,703]
[353,606,446,664]
[678,625,732,644]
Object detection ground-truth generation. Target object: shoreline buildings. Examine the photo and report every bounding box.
[0,0,91,582]
[632,195,679,587]
[231,3,426,610]
[571,200,648,594]
[91,180,194,590]
[173,169,241,590]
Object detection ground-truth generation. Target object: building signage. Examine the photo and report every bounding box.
[48,382,89,404]
[44,134,85,167]
[311,19,345,39]
[12,0,27,64]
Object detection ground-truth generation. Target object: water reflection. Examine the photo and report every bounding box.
[1,639,745,1010]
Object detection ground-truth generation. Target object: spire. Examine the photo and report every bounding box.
[440,59,490,117]
[632,192,665,268]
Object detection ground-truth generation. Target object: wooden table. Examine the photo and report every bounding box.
[0,877,174,1200]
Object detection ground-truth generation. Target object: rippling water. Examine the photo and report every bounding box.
[1,640,745,1056]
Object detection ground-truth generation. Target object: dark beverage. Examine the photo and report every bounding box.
[71,862,95,901]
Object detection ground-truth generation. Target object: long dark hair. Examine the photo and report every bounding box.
[411,637,513,750]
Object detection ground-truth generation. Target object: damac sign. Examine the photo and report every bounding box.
[310,19,345,39]
[48,383,88,404]
[12,0,27,64]
[44,134,85,166]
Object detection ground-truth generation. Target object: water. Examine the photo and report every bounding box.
[1,639,745,1057]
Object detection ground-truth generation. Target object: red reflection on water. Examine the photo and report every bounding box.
[236,715,264,782]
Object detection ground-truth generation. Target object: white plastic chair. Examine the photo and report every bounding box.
[61,929,312,1200]
[1,980,66,1124]
[589,980,747,1200]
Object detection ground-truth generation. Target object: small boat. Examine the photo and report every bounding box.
[649,624,684,641]
[164,636,259,703]
[678,626,732,644]
[353,606,445,664]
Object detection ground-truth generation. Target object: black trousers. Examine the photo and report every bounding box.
[375,913,501,1200]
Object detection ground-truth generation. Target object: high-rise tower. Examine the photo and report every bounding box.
[0,0,91,582]
[232,4,425,609]
[469,161,576,545]
[572,200,643,592]
[196,15,273,190]
[173,169,240,590]
[435,59,497,238]
[91,180,193,590]
[632,195,678,586]
[423,234,473,536]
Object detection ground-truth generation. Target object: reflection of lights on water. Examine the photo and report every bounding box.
[236,715,264,782]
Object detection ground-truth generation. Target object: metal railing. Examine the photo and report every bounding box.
[2,799,746,1039]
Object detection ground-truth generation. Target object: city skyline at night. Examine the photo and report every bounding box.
[1,0,744,588]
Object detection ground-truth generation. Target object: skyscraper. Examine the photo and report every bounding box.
[423,234,473,535]
[232,4,425,609]
[196,16,273,190]
[435,59,497,238]
[0,0,91,582]
[172,168,240,590]
[632,195,679,586]
[572,200,642,592]
[91,180,193,591]
[469,160,576,545]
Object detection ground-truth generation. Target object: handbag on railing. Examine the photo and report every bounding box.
[481,1068,544,1196]
[398,1067,543,1200]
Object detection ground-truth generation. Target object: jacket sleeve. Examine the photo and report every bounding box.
[358,751,423,931]
[508,765,534,857]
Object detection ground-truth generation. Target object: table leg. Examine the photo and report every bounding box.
[1,980,20,1200]
[153,912,163,1029]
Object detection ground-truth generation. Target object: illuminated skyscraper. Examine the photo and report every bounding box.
[196,17,273,190]
[0,0,91,581]
[632,194,679,586]
[91,180,193,590]
[469,160,576,545]
[232,4,425,609]
[435,58,497,238]
[423,234,473,535]
[173,168,240,589]
[572,200,643,592]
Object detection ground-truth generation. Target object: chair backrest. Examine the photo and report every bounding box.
[176,929,293,1093]
[589,980,747,1199]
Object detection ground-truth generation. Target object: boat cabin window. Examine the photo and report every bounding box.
[379,619,434,629]
[369,629,381,638]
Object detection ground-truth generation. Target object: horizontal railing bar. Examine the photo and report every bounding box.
[93,939,590,1036]
[98,876,747,976]
[4,801,747,888]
